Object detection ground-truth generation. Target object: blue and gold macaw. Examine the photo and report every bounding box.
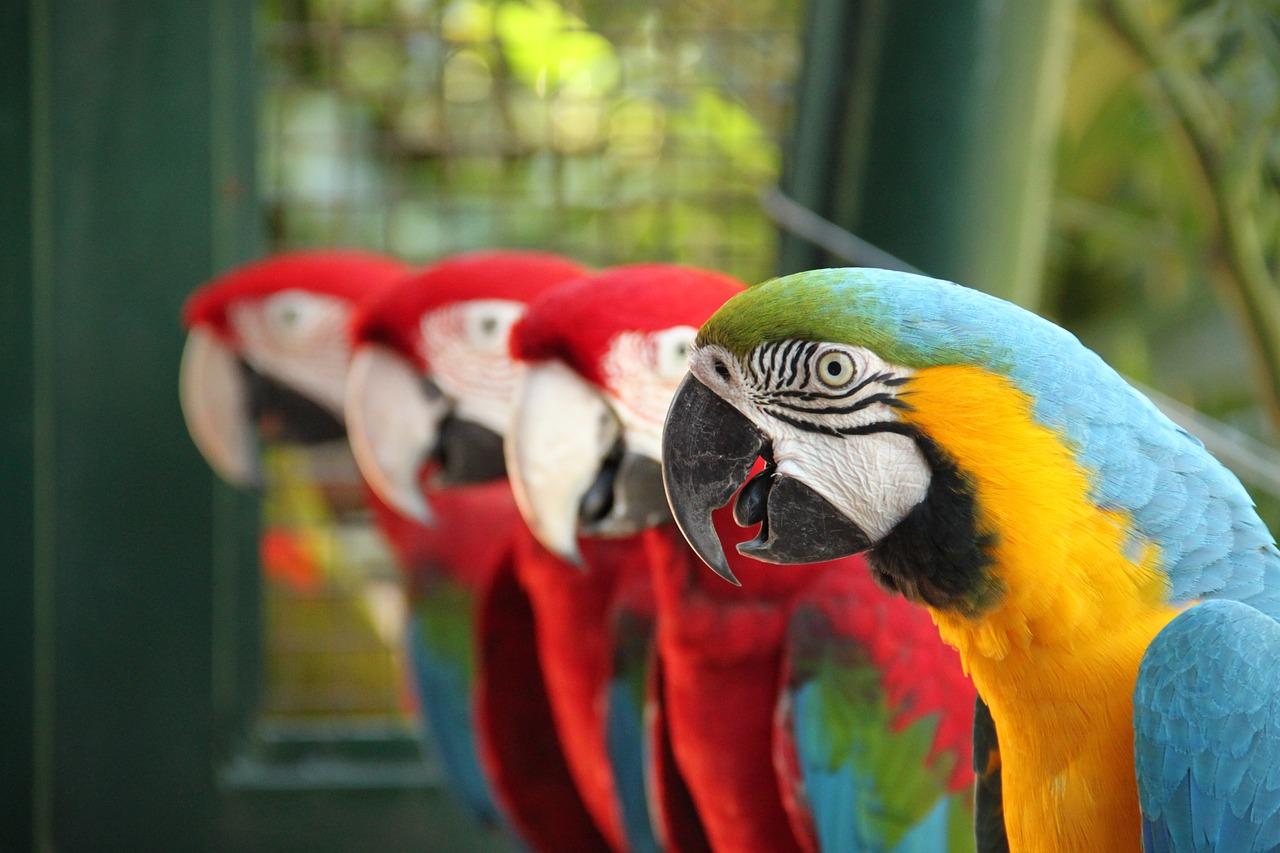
[661,267,1280,853]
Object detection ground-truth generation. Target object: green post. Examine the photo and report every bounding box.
[10,1,258,848]
[1,1,36,848]
[778,0,1076,307]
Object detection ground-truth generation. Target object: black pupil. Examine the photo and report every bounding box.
[825,359,842,376]
[481,317,498,334]
[714,359,730,379]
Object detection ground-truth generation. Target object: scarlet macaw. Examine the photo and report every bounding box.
[344,250,612,851]
[180,250,416,602]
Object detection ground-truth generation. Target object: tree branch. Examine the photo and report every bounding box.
[1099,0,1280,429]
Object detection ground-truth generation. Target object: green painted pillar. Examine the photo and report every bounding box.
[778,0,1076,307]
[1,2,36,849]
[8,1,259,849]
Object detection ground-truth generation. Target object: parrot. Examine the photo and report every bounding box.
[506,263,978,852]
[659,266,1280,853]
[343,250,614,851]
[179,249,419,606]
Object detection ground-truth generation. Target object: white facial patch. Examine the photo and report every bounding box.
[688,341,931,542]
[228,290,354,416]
[601,326,697,461]
[418,299,525,436]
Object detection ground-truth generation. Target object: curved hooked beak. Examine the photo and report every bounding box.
[661,375,871,586]
[506,362,669,566]
[345,344,446,523]
[180,327,260,487]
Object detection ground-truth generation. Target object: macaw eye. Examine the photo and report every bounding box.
[457,300,525,352]
[260,290,348,350]
[653,326,698,381]
[816,350,856,387]
[472,313,508,344]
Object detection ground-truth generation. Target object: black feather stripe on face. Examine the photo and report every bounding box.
[867,431,1003,616]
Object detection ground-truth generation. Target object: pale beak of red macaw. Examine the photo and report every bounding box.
[506,361,668,566]
[179,326,261,487]
[344,342,447,525]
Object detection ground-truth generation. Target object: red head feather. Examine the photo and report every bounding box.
[351,250,589,368]
[510,263,745,387]
[182,250,410,341]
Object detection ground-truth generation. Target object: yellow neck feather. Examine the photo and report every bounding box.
[899,365,1180,852]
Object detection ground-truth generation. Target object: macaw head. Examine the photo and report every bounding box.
[505,264,745,564]
[663,267,1267,622]
[344,250,588,523]
[180,250,410,487]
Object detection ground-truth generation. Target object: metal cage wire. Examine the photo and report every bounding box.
[256,0,804,721]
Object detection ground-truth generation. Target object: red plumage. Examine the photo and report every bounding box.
[511,263,977,852]
[510,263,742,389]
[350,250,613,851]
[352,250,590,368]
[183,250,410,338]
[510,530,644,850]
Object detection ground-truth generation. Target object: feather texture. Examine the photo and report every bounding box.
[777,566,975,852]
[1135,599,1280,853]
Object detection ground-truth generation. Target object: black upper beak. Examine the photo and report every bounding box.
[661,374,872,585]
[661,375,765,585]
[578,441,670,538]
[242,361,346,445]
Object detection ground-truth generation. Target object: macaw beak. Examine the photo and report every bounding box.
[345,344,446,523]
[180,326,260,487]
[661,375,872,585]
[507,362,668,565]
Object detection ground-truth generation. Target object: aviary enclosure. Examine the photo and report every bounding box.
[5,0,1277,849]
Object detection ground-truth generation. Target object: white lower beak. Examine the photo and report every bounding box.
[180,327,259,487]
[344,344,446,524]
[506,361,619,564]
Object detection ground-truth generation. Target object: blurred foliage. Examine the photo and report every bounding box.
[257,0,803,723]
[259,0,802,283]
[258,443,411,721]
[1046,0,1278,520]
[259,0,1277,521]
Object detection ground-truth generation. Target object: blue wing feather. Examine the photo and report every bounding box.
[409,606,504,827]
[606,675,660,853]
[1135,599,1280,853]
[786,675,968,853]
[605,607,661,853]
[780,589,972,853]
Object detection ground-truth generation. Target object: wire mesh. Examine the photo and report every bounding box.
[256,0,804,722]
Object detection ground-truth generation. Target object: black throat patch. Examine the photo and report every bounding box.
[867,431,1002,616]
